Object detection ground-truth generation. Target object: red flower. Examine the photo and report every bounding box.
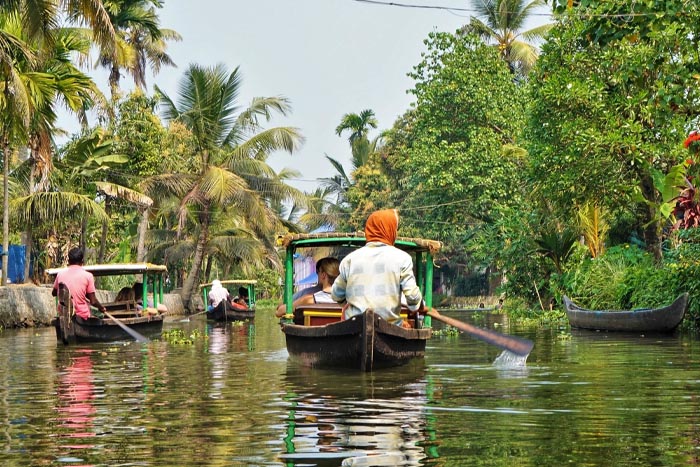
[685,131,700,149]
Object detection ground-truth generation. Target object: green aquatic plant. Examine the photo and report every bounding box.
[556,331,572,340]
[160,328,207,345]
[431,325,460,337]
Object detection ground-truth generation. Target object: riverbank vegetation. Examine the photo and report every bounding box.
[2,1,700,328]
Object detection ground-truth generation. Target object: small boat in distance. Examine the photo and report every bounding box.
[278,231,440,371]
[47,263,168,344]
[200,279,256,321]
[563,293,688,332]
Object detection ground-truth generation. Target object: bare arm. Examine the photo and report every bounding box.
[86,292,106,313]
[275,294,314,318]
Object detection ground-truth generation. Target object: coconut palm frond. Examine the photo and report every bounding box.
[11,191,108,224]
[225,126,304,161]
[200,165,250,206]
[95,181,153,206]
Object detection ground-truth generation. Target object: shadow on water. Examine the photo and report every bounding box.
[279,361,440,466]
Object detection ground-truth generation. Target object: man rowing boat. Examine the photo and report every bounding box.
[331,209,424,328]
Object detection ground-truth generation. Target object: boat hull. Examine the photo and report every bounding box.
[207,300,255,322]
[564,293,688,332]
[53,314,165,343]
[281,309,431,371]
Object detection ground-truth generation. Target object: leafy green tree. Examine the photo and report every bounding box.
[386,32,527,239]
[367,32,529,297]
[156,63,304,310]
[0,0,116,282]
[526,2,700,260]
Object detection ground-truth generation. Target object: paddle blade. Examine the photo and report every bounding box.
[427,309,534,357]
[104,311,149,343]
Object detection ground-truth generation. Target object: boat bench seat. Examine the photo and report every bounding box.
[103,300,140,317]
[295,303,343,326]
[294,304,414,326]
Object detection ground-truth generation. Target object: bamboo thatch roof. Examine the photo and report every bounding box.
[280,231,442,254]
[46,263,167,277]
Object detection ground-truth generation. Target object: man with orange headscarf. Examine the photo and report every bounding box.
[331,209,423,327]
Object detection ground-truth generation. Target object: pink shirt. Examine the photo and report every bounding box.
[53,265,97,319]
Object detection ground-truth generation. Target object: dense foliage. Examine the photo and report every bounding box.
[5,0,700,324]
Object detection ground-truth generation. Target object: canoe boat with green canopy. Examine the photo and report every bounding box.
[199,279,257,321]
[278,231,442,371]
[47,263,168,344]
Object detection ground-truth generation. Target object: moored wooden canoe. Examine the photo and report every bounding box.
[563,293,688,332]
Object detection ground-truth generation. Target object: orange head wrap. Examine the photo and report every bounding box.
[365,209,399,245]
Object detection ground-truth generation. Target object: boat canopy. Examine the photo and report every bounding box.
[280,231,442,253]
[46,263,167,277]
[47,262,168,308]
[280,231,442,325]
[199,279,257,289]
[200,279,257,310]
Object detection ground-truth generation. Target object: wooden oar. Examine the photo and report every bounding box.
[189,309,209,317]
[426,308,534,357]
[103,311,149,343]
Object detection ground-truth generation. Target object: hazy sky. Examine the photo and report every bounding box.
[73,0,552,192]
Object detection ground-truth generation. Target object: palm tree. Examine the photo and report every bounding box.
[335,109,378,169]
[1,0,115,48]
[95,0,181,99]
[156,63,304,310]
[0,11,48,284]
[12,129,116,273]
[461,0,553,76]
[22,27,104,281]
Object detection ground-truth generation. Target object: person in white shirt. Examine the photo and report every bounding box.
[276,257,339,317]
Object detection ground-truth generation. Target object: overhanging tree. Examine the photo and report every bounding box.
[526,2,700,260]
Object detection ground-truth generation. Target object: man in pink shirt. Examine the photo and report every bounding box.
[52,248,107,320]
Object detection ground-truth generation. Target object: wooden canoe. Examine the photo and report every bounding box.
[281,308,431,371]
[53,284,165,344]
[207,300,255,322]
[563,293,688,332]
[48,262,169,344]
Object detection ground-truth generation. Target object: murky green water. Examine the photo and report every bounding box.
[1,308,700,466]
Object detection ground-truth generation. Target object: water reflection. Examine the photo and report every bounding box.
[207,322,257,399]
[54,349,99,465]
[278,363,438,466]
[4,311,700,466]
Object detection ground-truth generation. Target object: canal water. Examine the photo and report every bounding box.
[1,309,700,466]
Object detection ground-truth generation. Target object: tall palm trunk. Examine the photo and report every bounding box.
[204,255,212,284]
[180,211,210,311]
[23,220,32,283]
[109,63,121,101]
[24,143,38,283]
[2,137,9,286]
[79,218,87,251]
[136,207,149,262]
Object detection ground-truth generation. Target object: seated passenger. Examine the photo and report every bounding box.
[133,281,154,310]
[276,257,339,318]
[115,286,135,303]
[206,279,229,311]
[231,286,249,308]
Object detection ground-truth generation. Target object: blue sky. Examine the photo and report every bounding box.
[66,0,552,192]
